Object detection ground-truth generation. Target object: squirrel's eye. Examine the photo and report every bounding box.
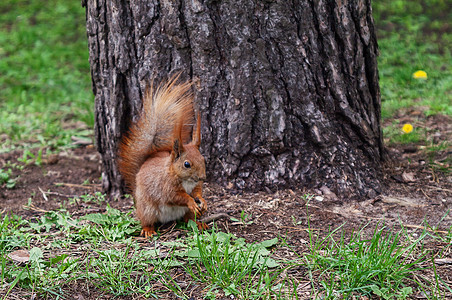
[184,161,191,168]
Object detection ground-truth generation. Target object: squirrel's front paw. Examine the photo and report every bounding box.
[194,197,208,214]
[188,199,201,216]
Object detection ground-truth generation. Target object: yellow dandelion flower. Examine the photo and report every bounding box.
[402,123,413,133]
[412,70,427,79]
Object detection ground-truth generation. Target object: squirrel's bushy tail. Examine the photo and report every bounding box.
[118,76,194,191]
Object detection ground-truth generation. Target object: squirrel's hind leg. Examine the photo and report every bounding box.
[183,211,208,230]
[141,225,156,238]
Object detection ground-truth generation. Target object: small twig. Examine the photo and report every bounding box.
[38,187,49,201]
[280,225,322,232]
[402,224,448,234]
[22,203,49,213]
[431,168,439,183]
[71,136,93,146]
[200,213,231,223]
[54,182,101,189]
[43,191,78,198]
[159,222,178,238]
[424,185,452,193]
[420,188,431,200]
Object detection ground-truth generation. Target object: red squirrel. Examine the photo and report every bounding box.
[118,76,207,238]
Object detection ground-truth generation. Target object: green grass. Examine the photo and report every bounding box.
[374,0,452,120]
[374,0,451,152]
[383,122,424,144]
[295,197,451,299]
[303,224,427,299]
[181,226,290,299]
[2,199,451,299]
[0,204,295,299]
[0,0,94,152]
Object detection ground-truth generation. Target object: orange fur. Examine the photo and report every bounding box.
[118,75,207,238]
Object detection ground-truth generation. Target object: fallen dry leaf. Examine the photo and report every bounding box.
[314,195,324,202]
[319,185,339,201]
[8,249,30,263]
[402,171,416,182]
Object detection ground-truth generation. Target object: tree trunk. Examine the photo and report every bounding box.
[84,0,384,199]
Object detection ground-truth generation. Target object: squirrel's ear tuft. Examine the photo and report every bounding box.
[172,138,183,160]
[172,119,184,160]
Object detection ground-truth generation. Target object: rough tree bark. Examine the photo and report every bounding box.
[84,0,384,199]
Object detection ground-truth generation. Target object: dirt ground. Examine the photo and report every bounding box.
[0,113,451,299]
